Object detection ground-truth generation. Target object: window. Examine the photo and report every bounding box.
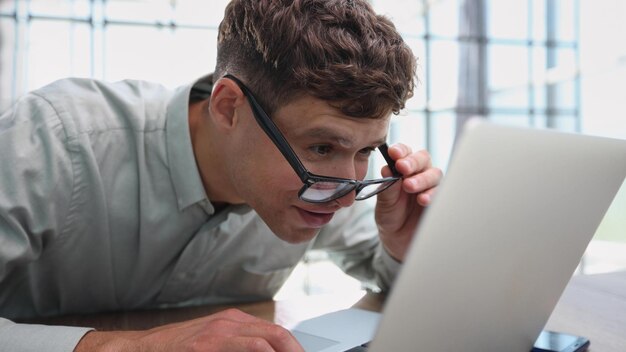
[0,0,226,110]
[370,0,625,278]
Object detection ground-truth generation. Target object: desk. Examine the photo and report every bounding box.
[27,271,626,351]
[543,271,626,351]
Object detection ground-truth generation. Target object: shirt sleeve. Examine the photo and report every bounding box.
[0,318,93,352]
[311,200,401,292]
[0,92,74,282]
[0,94,80,348]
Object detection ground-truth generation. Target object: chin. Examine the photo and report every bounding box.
[273,226,320,244]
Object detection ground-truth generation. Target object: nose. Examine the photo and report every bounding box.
[324,161,366,181]
[334,190,356,208]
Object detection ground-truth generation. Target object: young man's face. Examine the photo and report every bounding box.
[228,94,391,243]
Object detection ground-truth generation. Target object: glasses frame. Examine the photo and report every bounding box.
[223,74,402,203]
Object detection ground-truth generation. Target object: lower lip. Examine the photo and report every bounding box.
[296,208,335,228]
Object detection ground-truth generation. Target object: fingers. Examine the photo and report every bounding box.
[386,144,430,174]
[139,308,304,352]
[219,323,302,352]
[196,309,304,352]
[415,185,437,207]
[401,166,442,194]
[383,144,442,204]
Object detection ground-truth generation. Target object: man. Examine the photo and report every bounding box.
[0,0,441,350]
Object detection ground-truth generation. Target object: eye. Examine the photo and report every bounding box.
[358,147,375,157]
[310,145,333,156]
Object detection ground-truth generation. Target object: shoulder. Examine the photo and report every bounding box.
[29,77,178,137]
[33,77,173,114]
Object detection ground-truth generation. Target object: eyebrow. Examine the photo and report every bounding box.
[303,127,387,149]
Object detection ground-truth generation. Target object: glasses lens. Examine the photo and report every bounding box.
[355,179,399,200]
[300,181,355,202]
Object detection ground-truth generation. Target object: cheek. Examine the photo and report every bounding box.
[233,142,303,200]
[231,121,303,202]
[256,165,302,194]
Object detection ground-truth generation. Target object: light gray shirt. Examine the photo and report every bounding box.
[0,77,399,351]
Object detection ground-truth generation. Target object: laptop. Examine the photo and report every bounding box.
[291,118,626,352]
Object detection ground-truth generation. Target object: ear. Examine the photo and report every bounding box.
[208,77,247,130]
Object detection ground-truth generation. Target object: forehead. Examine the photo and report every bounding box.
[272,94,391,145]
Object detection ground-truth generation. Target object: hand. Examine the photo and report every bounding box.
[74,308,304,352]
[375,143,442,262]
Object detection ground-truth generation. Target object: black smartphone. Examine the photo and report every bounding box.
[532,330,590,352]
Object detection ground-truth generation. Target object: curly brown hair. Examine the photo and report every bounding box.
[215,0,416,119]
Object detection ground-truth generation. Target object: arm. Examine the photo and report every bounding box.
[0,312,304,352]
[0,318,92,352]
[0,93,89,351]
[73,309,302,352]
[0,92,74,282]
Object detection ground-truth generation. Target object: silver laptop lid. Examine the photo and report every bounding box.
[369,118,626,352]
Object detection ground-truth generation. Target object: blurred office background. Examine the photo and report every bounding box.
[1,0,624,299]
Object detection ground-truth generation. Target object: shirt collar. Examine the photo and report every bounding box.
[165,77,215,214]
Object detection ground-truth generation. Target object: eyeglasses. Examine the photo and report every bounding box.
[224,74,402,203]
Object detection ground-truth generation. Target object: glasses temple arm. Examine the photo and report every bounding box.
[224,75,310,183]
[378,143,401,177]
